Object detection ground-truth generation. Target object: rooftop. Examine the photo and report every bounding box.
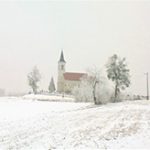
[63,72,87,81]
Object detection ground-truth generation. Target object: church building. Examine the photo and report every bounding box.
[57,51,86,93]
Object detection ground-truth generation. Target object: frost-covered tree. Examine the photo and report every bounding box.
[87,68,101,104]
[48,77,56,93]
[106,54,130,102]
[73,68,113,104]
[27,66,41,94]
[73,76,93,102]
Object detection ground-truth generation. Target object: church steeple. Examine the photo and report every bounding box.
[59,50,66,63]
[57,50,66,93]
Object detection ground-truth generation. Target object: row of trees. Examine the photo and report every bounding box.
[73,54,130,104]
[27,66,55,94]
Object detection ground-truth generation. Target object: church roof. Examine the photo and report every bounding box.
[59,50,66,63]
[63,72,87,81]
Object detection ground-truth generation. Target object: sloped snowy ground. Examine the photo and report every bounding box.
[23,94,75,102]
[0,97,150,149]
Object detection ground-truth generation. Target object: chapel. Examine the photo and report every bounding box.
[57,50,86,93]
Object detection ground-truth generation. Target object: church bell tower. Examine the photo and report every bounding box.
[57,50,66,93]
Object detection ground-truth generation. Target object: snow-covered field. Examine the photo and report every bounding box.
[0,96,150,149]
[23,94,75,102]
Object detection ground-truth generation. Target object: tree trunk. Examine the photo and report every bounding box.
[114,83,118,102]
[93,89,97,104]
[33,87,37,94]
[93,80,98,104]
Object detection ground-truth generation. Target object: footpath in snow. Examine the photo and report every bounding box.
[0,96,150,149]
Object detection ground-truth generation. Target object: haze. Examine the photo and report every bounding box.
[0,1,150,95]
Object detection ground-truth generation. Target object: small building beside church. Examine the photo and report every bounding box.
[57,51,86,93]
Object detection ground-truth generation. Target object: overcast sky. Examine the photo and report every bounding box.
[0,0,150,95]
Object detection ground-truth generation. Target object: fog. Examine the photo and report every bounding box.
[0,1,150,95]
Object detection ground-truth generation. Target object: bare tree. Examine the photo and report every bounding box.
[87,68,101,104]
[27,66,41,94]
[73,68,113,105]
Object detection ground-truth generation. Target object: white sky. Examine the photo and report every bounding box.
[0,0,150,95]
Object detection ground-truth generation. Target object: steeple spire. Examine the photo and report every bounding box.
[59,50,66,63]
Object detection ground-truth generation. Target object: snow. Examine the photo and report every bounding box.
[23,94,75,102]
[0,96,150,149]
